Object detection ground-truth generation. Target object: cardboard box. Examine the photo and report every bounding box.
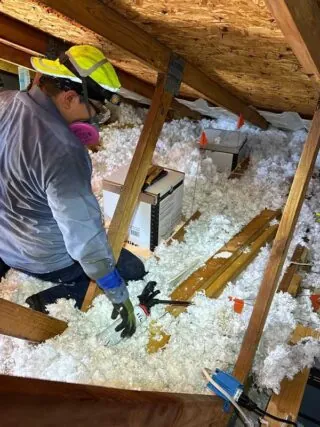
[198,129,249,173]
[103,165,184,250]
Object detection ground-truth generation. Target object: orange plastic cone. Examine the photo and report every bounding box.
[237,113,245,129]
[228,296,245,314]
[199,131,208,147]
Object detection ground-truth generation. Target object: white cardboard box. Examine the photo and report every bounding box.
[198,129,249,173]
[103,165,184,250]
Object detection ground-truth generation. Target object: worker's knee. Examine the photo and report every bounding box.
[117,248,146,282]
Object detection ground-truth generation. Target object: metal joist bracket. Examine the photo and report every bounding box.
[164,53,185,96]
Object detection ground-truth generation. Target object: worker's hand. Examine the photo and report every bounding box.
[96,268,129,304]
[111,298,136,338]
[96,268,136,338]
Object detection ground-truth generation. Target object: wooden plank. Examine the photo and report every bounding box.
[286,273,302,297]
[233,104,320,385]
[0,298,67,342]
[0,12,49,55]
[169,209,280,306]
[82,68,180,310]
[204,224,278,299]
[107,71,178,260]
[0,373,229,427]
[278,244,309,293]
[0,42,33,69]
[37,0,268,129]
[266,368,310,426]
[265,0,320,88]
[148,211,280,352]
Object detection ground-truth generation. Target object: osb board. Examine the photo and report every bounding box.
[0,0,201,99]
[0,0,318,114]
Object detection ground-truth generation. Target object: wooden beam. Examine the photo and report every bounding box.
[0,42,33,69]
[82,62,183,309]
[0,298,67,342]
[0,13,198,120]
[108,70,181,259]
[37,0,268,128]
[205,224,278,299]
[169,209,280,309]
[233,103,320,384]
[148,210,280,353]
[265,0,320,88]
[0,12,49,55]
[0,373,229,426]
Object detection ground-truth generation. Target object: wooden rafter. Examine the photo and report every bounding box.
[0,298,67,342]
[36,0,268,129]
[0,12,199,120]
[0,373,228,427]
[0,41,33,69]
[82,59,184,309]
[265,0,320,89]
[231,0,320,385]
[233,103,320,384]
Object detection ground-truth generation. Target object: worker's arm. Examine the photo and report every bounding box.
[45,143,136,337]
[45,147,129,303]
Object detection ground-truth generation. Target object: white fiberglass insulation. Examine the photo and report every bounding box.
[0,103,320,395]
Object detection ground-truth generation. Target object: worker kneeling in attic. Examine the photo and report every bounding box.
[0,45,145,338]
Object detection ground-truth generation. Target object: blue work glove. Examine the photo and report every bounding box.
[97,268,136,338]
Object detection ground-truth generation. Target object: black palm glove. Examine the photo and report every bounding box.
[111,298,136,338]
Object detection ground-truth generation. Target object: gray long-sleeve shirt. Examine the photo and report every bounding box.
[0,86,114,279]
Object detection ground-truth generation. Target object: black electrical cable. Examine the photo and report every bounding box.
[238,393,298,426]
[254,408,298,426]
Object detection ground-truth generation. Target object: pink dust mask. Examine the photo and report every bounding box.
[69,122,100,146]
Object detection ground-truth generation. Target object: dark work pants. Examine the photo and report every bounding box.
[0,249,146,313]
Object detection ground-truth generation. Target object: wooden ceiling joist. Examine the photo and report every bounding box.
[265,0,320,89]
[0,41,33,69]
[0,12,198,120]
[35,0,268,129]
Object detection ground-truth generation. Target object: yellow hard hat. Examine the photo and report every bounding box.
[31,45,121,93]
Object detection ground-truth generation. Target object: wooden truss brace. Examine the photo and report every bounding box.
[0,373,228,427]
[0,298,67,342]
[0,41,33,69]
[265,0,320,90]
[0,13,199,120]
[231,0,320,386]
[233,102,320,385]
[36,0,268,128]
[81,55,185,309]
